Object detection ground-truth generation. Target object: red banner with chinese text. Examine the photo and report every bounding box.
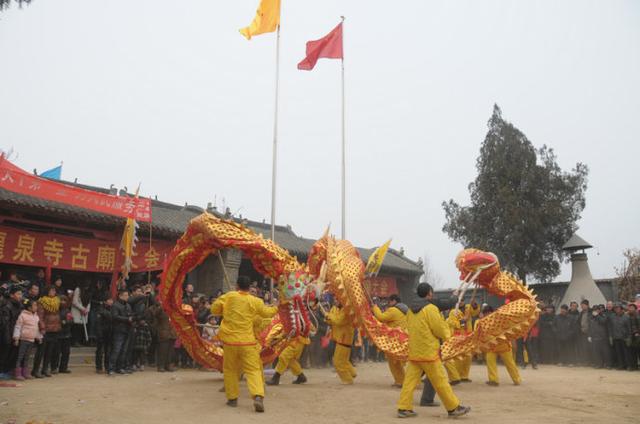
[0,157,152,222]
[364,276,398,298]
[0,225,172,273]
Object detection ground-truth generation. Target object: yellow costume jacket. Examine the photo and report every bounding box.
[372,303,408,330]
[211,291,277,346]
[406,300,451,362]
[326,306,354,346]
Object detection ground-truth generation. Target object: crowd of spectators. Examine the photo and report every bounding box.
[534,298,640,370]
[2,268,638,381]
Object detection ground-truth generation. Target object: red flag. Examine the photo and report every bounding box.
[297,22,343,71]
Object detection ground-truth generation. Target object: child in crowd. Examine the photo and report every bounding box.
[13,299,42,381]
[202,315,218,342]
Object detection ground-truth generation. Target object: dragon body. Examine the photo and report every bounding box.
[440,249,540,360]
[160,214,538,369]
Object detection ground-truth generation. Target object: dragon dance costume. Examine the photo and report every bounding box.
[159,214,539,414]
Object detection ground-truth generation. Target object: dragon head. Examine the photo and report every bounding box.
[455,248,500,286]
[280,270,312,301]
[275,270,314,340]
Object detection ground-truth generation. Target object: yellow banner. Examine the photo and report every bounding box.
[240,0,280,40]
[365,239,391,276]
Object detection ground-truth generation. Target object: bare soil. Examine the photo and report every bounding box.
[1,362,638,424]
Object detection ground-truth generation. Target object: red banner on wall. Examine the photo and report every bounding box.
[365,276,398,297]
[0,157,152,222]
[0,224,173,273]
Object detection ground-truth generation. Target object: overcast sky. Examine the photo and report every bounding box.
[1,0,638,288]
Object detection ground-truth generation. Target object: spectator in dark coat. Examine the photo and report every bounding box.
[538,306,557,364]
[610,304,630,370]
[604,300,617,368]
[555,305,576,366]
[626,303,639,370]
[568,301,580,362]
[88,281,109,343]
[578,300,592,365]
[95,298,113,373]
[23,283,40,304]
[588,304,610,368]
[149,299,176,372]
[182,284,195,305]
[0,286,24,379]
[56,295,73,373]
[129,285,153,371]
[109,289,133,375]
[51,276,65,296]
[33,269,47,294]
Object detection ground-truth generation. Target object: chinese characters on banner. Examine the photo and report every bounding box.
[0,225,172,273]
[364,276,398,297]
[0,158,152,222]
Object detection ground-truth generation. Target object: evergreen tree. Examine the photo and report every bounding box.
[442,104,588,283]
[0,0,31,12]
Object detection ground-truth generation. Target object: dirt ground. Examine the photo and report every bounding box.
[1,362,638,424]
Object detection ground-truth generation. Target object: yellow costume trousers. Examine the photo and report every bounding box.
[223,344,265,400]
[486,351,521,384]
[386,354,406,385]
[455,355,471,379]
[333,344,356,383]
[275,343,305,376]
[397,360,460,412]
[444,360,461,382]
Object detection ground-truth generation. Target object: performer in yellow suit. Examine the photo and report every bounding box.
[444,312,464,385]
[372,294,408,387]
[267,334,310,385]
[480,306,522,386]
[211,277,278,413]
[444,358,462,385]
[449,301,480,383]
[325,300,356,384]
[396,283,471,418]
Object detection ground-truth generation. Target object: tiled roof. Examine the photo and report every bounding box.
[0,183,423,276]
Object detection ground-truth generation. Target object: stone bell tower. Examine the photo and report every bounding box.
[560,233,606,306]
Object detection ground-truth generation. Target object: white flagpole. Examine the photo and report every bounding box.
[340,16,346,240]
[269,24,281,292]
[271,25,281,243]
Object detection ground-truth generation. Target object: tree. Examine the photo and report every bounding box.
[442,104,588,283]
[0,0,31,11]
[616,248,640,301]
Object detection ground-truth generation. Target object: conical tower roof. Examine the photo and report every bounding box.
[562,233,592,252]
[560,233,606,305]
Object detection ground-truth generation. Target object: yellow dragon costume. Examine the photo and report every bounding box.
[159,214,539,369]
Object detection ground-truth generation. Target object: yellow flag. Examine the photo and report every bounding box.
[365,239,392,276]
[120,186,140,279]
[240,0,280,40]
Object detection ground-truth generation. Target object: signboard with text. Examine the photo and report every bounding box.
[364,276,398,297]
[0,224,172,273]
[0,157,152,222]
